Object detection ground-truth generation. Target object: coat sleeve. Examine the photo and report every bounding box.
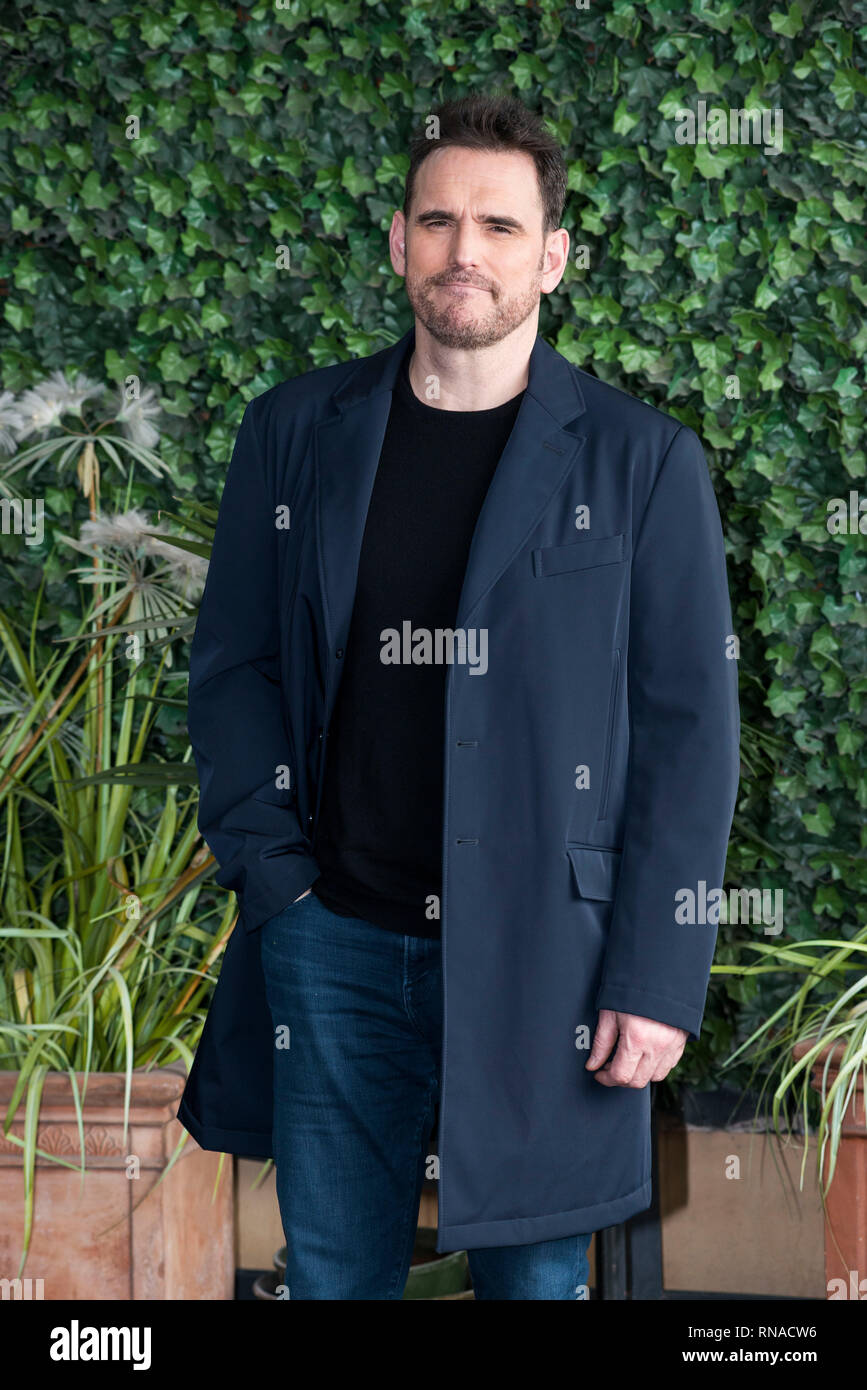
[594,425,740,1041]
[187,401,320,932]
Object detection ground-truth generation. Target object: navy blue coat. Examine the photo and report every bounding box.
[177,326,740,1253]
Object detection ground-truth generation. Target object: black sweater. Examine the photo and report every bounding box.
[311,346,525,937]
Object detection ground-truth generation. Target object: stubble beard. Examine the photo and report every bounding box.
[404,257,545,350]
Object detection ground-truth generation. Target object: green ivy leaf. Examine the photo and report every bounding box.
[769,5,805,38]
[802,802,834,837]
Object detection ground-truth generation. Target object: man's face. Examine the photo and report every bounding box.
[393,146,565,350]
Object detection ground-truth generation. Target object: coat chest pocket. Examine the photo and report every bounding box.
[532,533,625,577]
[567,845,622,901]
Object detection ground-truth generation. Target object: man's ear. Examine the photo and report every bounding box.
[540,228,570,294]
[389,210,407,275]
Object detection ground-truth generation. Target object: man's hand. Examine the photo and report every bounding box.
[586,1010,687,1088]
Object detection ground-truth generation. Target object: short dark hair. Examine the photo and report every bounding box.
[403,93,567,238]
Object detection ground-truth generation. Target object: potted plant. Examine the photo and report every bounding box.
[715,925,867,1298]
[0,379,232,1297]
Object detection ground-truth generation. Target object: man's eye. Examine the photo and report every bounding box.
[490,225,512,234]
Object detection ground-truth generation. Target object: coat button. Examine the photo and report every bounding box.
[336,648,344,658]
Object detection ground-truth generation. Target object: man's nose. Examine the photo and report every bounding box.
[448,218,485,267]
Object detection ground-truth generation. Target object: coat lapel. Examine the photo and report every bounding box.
[453,344,587,628]
[313,336,404,667]
[314,325,588,677]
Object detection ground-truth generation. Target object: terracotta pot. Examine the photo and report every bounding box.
[0,1064,233,1300]
[791,1037,866,1299]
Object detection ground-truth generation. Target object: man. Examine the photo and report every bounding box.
[178,93,740,1300]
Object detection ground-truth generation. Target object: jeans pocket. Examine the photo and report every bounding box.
[263,889,313,933]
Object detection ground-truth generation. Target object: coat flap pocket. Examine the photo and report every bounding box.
[533,533,625,577]
[252,775,293,806]
[567,845,622,901]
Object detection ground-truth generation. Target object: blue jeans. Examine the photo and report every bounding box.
[259,890,593,1300]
